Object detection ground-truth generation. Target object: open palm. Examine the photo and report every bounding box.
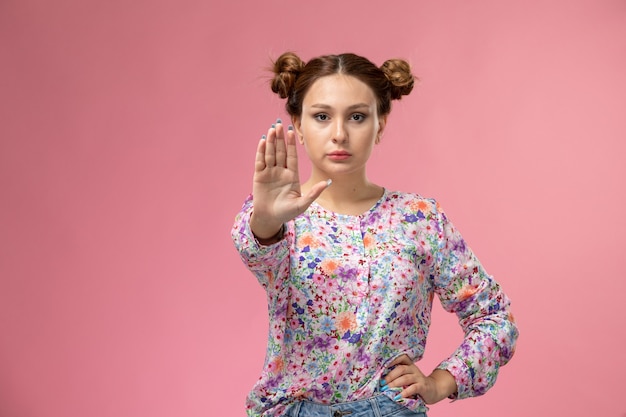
[251,121,329,238]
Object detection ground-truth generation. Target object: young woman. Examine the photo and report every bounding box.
[231,52,518,417]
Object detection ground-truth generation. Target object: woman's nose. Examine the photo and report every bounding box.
[332,121,347,143]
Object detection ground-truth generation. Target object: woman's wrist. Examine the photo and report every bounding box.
[250,211,284,241]
[428,369,458,403]
[252,223,285,246]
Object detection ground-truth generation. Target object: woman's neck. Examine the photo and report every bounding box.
[303,176,383,216]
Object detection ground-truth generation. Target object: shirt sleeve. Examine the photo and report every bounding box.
[432,204,519,400]
[231,195,291,291]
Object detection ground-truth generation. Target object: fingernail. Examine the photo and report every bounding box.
[380,379,387,386]
[288,125,293,131]
[261,135,266,140]
[276,118,282,124]
[326,179,332,187]
[271,124,275,128]
[381,385,389,392]
[394,394,402,401]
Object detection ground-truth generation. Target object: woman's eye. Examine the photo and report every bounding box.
[314,113,329,121]
[351,113,366,121]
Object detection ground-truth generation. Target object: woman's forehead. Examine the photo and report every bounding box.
[303,74,377,108]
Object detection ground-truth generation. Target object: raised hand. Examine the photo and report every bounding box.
[250,119,330,240]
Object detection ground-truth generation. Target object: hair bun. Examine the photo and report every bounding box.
[381,59,416,100]
[271,52,305,99]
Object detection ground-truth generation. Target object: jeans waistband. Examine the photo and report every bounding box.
[287,393,424,417]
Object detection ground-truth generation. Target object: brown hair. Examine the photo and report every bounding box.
[270,52,416,117]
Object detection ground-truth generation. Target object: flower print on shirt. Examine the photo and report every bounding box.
[232,190,518,417]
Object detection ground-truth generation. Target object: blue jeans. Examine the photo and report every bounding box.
[285,394,426,417]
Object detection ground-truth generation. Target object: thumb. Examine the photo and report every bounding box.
[301,179,332,206]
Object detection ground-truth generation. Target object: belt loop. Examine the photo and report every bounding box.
[290,400,302,417]
[370,396,382,417]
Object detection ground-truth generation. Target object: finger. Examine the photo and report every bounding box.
[285,125,299,173]
[399,383,423,401]
[385,358,424,387]
[383,356,412,382]
[389,354,413,368]
[264,125,277,167]
[389,372,420,388]
[381,372,418,400]
[274,121,287,168]
[383,365,410,387]
[254,136,267,172]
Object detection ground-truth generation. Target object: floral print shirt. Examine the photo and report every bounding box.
[231,190,518,417]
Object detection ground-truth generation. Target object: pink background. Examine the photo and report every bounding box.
[1,0,625,416]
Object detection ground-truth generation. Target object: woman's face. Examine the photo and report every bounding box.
[293,74,387,180]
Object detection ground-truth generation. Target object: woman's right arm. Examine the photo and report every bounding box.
[231,119,329,289]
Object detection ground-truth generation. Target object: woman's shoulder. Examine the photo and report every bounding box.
[385,190,440,210]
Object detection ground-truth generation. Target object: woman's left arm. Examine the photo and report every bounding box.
[432,206,519,400]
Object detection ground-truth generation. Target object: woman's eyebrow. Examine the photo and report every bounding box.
[310,103,370,110]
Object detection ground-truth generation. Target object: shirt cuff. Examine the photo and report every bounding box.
[436,356,471,400]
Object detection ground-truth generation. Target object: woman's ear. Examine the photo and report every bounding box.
[376,115,388,144]
[292,116,304,144]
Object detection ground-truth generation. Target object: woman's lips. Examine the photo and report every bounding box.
[327,151,351,161]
